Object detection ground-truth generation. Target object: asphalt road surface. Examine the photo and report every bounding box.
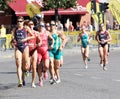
[0,50,120,99]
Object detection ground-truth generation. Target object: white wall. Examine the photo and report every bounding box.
[99,0,109,3]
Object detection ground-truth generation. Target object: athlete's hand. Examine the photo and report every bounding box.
[36,43,42,47]
[103,40,108,43]
[100,39,107,44]
[59,45,63,51]
[11,39,17,48]
[49,45,53,50]
[21,38,27,42]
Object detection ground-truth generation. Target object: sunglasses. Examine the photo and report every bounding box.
[17,21,23,23]
[29,23,34,25]
[38,25,45,28]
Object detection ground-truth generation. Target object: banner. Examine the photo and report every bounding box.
[109,0,120,24]
[86,1,103,23]
[26,0,43,18]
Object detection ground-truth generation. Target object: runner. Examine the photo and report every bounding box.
[77,25,91,69]
[96,24,112,71]
[49,20,66,84]
[45,22,51,31]
[27,20,39,88]
[11,17,34,87]
[37,22,54,86]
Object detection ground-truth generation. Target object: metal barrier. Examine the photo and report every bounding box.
[64,30,120,49]
[0,30,120,50]
[0,34,12,50]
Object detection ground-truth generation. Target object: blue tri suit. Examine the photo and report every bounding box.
[14,28,28,53]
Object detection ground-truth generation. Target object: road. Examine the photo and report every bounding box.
[0,49,120,99]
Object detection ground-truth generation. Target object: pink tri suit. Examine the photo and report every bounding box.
[27,31,37,56]
[37,30,49,62]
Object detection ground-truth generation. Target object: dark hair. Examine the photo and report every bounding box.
[23,19,30,26]
[17,16,24,21]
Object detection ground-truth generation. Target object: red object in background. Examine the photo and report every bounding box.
[9,0,28,16]
[8,0,90,16]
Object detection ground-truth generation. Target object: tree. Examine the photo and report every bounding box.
[0,0,13,11]
[42,0,77,21]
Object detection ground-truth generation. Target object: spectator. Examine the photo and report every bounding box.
[106,20,111,30]
[87,22,93,32]
[69,21,74,31]
[64,23,69,31]
[57,20,63,31]
[76,22,80,31]
[0,24,6,51]
[113,20,119,30]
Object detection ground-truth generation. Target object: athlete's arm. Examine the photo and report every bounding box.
[22,26,35,42]
[36,32,42,47]
[47,31,54,49]
[88,31,92,43]
[58,30,67,50]
[95,31,101,44]
[77,33,81,42]
[106,31,112,43]
[11,28,17,48]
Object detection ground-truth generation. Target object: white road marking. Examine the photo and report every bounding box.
[112,79,120,82]
[74,73,83,77]
[90,76,102,80]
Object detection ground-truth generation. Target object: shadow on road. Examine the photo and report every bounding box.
[0,72,16,74]
[0,83,17,91]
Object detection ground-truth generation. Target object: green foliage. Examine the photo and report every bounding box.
[0,0,13,10]
[42,0,77,10]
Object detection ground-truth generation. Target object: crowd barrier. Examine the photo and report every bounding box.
[64,30,120,48]
[0,34,12,50]
[0,30,120,50]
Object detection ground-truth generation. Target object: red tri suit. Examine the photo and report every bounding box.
[37,30,49,62]
[27,30,37,56]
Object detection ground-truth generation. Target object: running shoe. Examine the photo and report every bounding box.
[44,72,48,80]
[56,79,61,84]
[50,79,56,85]
[24,71,29,77]
[22,81,26,86]
[100,60,103,67]
[49,77,53,83]
[85,65,88,69]
[100,63,103,67]
[18,84,22,87]
[31,83,36,88]
[38,80,43,86]
[103,66,107,71]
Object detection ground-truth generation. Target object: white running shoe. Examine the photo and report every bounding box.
[31,83,36,88]
[85,65,88,69]
[56,79,61,84]
[103,67,107,71]
[100,63,103,67]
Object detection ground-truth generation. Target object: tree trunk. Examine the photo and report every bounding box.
[55,0,59,22]
[55,8,58,22]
